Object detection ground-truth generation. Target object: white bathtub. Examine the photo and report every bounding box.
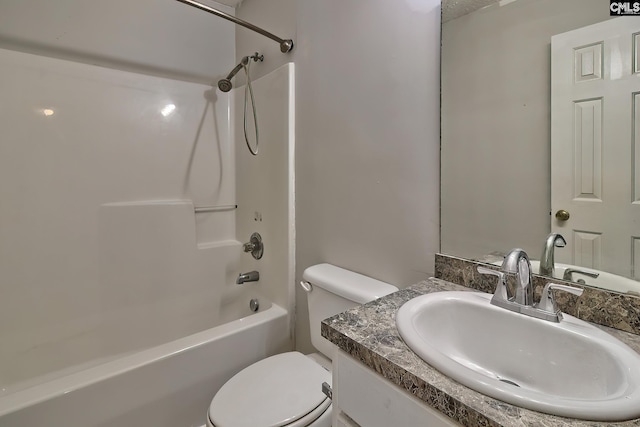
[0,294,289,427]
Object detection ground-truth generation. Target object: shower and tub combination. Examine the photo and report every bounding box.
[0,1,295,426]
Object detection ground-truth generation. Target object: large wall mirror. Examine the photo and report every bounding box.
[441,0,640,295]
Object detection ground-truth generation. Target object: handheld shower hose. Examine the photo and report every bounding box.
[217,53,263,155]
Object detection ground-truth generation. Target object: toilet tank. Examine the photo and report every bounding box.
[302,263,398,359]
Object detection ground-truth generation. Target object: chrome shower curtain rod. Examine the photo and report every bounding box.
[175,0,294,53]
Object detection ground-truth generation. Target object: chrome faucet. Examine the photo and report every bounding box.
[539,233,566,277]
[478,248,584,322]
[236,270,260,284]
[500,249,533,306]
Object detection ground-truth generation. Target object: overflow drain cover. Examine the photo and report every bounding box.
[498,378,520,387]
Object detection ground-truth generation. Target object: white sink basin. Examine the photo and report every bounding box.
[396,291,640,421]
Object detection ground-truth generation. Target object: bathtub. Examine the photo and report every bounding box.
[0,293,289,427]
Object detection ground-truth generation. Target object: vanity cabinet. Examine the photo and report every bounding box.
[331,350,460,427]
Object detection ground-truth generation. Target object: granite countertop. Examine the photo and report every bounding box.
[321,278,640,427]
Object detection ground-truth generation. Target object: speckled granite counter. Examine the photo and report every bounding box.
[321,278,640,427]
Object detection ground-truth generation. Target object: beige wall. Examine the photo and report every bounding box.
[237,0,441,353]
[441,0,612,261]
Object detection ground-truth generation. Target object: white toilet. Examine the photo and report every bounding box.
[206,263,398,427]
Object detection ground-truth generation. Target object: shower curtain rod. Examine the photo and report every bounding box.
[175,0,294,53]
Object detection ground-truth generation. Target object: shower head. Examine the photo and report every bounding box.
[217,56,249,93]
[217,79,233,92]
[216,53,263,93]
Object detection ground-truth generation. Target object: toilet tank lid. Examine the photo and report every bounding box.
[302,263,398,304]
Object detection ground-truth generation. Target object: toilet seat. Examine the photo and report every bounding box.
[208,351,332,427]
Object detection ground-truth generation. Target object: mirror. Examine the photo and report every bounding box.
[440,0,640,294]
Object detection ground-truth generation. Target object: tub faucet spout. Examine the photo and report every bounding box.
[236,271,260,284]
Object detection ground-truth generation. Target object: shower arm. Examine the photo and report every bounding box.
[225,57,247,80]
[174,0,294,53]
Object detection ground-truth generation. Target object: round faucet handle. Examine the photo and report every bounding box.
[243,232,263,259]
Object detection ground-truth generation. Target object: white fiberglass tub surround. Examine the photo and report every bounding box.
[0,46,237,390]
[0,44,295,426]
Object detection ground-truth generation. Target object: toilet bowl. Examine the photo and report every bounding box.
[206,352,332,427]
[206,264,398,427]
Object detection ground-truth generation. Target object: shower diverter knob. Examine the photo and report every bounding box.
[243,232,264,259]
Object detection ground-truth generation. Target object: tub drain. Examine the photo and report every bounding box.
[249,298,260,312]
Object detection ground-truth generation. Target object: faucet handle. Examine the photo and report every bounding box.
[562,268,599,282]
[537,282,584,314]
[478,266,508,301]
[243,232,263,260]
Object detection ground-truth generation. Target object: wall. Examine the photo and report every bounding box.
[0,0,237,388]
[235,0,296,83]
[441,0,612,260]
[237,0,441,353]
[0,0,236,83]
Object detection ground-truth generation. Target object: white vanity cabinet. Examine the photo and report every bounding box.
[331,350,460,427]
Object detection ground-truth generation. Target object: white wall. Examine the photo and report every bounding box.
[0,1,238,388]
[237,0,441,353]
[0,0,235,83]
[235,0,296,83]
[441,0,612,260]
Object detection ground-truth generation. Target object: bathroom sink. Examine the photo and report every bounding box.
[396,291,640,421]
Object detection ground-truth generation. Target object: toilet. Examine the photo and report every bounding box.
[206,263,399,427]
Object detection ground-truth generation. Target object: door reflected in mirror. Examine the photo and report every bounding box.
[440,0,640,294]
